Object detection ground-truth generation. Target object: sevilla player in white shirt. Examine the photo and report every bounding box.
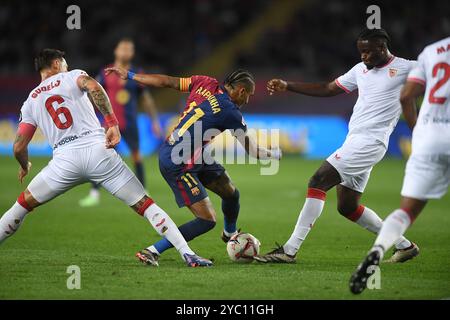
[256,28,419,264]
[0,49,212,267]
[350,37,450,294]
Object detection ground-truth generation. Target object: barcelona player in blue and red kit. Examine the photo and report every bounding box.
[104,67,281,264]
[79,38,161,207]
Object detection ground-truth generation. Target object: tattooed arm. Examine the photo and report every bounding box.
[77,75,115,117]
[76,75,121,148]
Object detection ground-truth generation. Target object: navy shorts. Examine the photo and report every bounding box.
[159,160,226,208]
[121,124,139,152]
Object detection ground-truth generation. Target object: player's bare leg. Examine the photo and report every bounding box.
[143,198,215,267]
[336,185,419,263]
[0,189,42,244]
[350,197,425,294]
[204,172,241,242]
[256,161,340,263]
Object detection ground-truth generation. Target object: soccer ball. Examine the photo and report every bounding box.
[226,232,261,263]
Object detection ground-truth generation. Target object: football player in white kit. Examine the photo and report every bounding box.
[350,37,450,294]
[256,28,419,264]
[0,49,212,267]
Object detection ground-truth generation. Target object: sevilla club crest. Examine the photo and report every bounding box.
[388,68,398,77]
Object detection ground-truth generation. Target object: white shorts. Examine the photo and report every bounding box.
[326,135,386,193]
[401,153,450,200]
[27,144,146,206]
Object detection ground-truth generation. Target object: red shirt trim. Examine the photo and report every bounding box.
[335,79,351,94]
[376,55,395,69]
[407,77,426,86]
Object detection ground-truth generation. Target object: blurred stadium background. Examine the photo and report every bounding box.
[0,0,449,158]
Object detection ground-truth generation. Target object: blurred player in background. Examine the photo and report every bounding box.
[256,28,419,264]
[79,38,162,207]
[350,37,450,294]
[0,49,212,267]
[105,66,281,264]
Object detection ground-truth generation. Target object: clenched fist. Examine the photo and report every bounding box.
[267,79,288,95]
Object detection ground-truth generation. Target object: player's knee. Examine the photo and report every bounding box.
[308,172,326,189]
[204,213,217,224]
[223,187,239,201]
[193,211,217,226]
[337,202,358,217]
[232,188,240,201]
[200,217,217,231]
[189,197,218,223]
[222,188,240,217]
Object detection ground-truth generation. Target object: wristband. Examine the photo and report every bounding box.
[127,71,136,80]
[104,114,119,127]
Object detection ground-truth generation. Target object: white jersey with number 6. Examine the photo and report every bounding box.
[407,37,450,155]
[18,69,143,206]
[20,69,105,151]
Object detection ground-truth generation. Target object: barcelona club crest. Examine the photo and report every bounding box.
[388,68,398,77]
[191,187,200,196]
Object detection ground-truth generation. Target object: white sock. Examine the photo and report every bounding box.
[223,230,238,238]
[90,188,100,199]
[147,245,160,255]
[0,202,29,243]
[284,189,326,256]
[352,206,412,250]
[143,202,195,257]
[373,209,413,259]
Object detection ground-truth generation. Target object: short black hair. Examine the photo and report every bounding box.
[116,37,134,46]
[34,49,65,72]
[358,28,390,47]
[224,69,255,91]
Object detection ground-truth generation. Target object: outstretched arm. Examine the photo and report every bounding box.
[267,79,344,97]
[235,133,282,160]
[77,75,121,148]
[104,67,180,90]
[400,80,425,130]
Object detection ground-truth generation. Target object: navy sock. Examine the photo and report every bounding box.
[222,189,240,234]
[153,218,216,254]
[135,161,146,188]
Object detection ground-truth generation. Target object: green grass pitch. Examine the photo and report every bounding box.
[0,155,449,299]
